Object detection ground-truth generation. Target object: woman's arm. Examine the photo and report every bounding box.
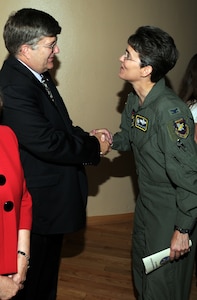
[11,229,30,286]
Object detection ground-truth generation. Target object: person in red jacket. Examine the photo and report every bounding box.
[0,92,32,299]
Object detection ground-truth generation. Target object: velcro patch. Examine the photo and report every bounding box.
[168,107,180,115]
[174,118,189,138]
[135,115,148,132]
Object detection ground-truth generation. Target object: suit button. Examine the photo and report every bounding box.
[0,174,6,185]
[4,201,14,212]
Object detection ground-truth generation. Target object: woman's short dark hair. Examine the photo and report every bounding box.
[3,8,62,55]
[128,26,179,82]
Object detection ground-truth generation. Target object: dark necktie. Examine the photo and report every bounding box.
[41,74,55,102]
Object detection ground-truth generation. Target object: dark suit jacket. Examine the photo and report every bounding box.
[0,55,100,234]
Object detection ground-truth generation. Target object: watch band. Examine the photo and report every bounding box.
[174,225,191,234]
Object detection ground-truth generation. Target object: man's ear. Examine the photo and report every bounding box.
[141,65,153,77]
[18,44,31,59]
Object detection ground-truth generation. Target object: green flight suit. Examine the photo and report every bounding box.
[112,78,197,300]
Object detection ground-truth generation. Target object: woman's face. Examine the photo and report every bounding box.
[119,45,142,83]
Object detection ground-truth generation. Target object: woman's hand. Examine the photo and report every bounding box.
[11,251,29,289]
[0,275,19,300]
[169,230,190,261]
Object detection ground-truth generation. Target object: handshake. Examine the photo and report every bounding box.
[90,128,113,156]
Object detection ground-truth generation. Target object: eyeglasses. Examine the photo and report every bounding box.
[123,49,139,63]
[42,41,57,51]
[36,40,58,52]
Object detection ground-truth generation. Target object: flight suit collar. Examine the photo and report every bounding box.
[140,78,166,109]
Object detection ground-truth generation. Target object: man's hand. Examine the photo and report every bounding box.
[90,128,113,144]
[90,128,113,155]
[93,132,111,155]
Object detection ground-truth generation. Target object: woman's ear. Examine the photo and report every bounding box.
[141,65,153,77]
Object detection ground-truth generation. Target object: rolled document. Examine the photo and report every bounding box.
[142,240,192,274]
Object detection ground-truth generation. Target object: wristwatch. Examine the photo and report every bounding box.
[174,225,191,234]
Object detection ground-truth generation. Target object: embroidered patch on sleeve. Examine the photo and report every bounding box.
[135,115,148,132]
[168,107,180,115]
[174,118,189,138]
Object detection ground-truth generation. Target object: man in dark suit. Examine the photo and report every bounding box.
[0,8,111,300]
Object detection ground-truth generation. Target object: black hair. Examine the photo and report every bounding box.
[128,26,179,82]
[179,53,197,105]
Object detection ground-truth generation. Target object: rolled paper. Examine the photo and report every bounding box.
[142,240,192,274]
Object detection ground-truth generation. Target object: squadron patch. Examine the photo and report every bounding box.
[135,114,148,132]
[174,118,189,138]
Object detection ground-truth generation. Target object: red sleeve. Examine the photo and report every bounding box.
[19,178,32,230]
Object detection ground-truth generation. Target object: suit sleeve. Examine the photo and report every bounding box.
[2,80,100,166]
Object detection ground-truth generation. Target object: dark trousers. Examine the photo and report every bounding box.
[14,232,64,300]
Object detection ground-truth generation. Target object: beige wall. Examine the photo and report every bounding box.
[0,0,196,216]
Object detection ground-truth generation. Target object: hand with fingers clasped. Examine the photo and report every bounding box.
[0,275,20,300]
[90,128,113,156]
[10,252,29,291]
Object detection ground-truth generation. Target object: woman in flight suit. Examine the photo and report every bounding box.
[95,26,197,300]
[111,26,197,300]
[0,93,32,299]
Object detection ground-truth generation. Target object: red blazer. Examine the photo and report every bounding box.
[0,126,32,274]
